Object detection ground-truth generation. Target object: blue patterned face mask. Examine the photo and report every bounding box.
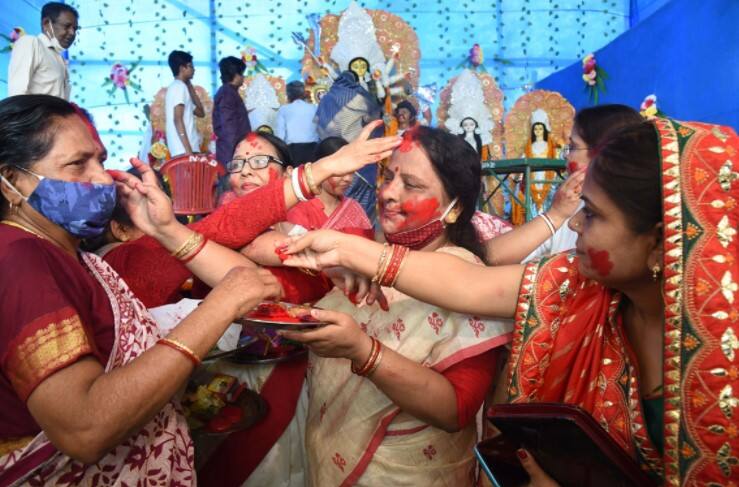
[1,167,117,238]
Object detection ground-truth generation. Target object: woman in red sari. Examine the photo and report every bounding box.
[0,94,284,486]
[281,118,739,485]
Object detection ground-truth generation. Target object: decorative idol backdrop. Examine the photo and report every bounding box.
[0,0,637,168]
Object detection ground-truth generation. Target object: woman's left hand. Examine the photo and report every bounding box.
[111,157,176,237]
[279,308,372,362]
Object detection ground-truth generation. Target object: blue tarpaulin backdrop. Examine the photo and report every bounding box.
[537,0,738,129]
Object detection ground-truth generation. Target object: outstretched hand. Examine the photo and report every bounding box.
[323,266,389,311]
[110,157,175,238]
[315,120,401,177]
[277,229,350,270]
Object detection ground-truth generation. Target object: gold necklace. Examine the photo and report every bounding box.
[1,219,46,240]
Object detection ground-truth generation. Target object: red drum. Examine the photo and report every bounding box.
[160,153,225,215]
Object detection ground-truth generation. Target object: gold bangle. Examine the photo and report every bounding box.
[305,162,322,195]
[372,243,390,283]
[157,337,201,367]
[172,232,203,260]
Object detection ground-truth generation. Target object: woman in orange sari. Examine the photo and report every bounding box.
[281,118,739,485]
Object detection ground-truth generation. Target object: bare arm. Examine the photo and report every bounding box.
[27,266,280,463]
[173,104,193,154]
[484,169,585,265]
[186,80,205,118]
[240,228,294,267]
[283,231,524,318]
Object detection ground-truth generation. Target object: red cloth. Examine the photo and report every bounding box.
[198,357,308,487]
[104,179,288,308]
[287,197,374,239]
[0,225,114,439]
[442,348,499,430]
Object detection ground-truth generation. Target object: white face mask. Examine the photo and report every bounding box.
[45,20,66,53]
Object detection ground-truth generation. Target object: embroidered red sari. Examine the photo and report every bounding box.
[506,119,739,485]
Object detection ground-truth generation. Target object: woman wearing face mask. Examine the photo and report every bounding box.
[0,95,285,485]
[8,2,78,100]
[281,119,739,485]
[273,127,513,486]
[0,95,398,485]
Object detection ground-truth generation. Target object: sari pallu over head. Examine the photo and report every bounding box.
[506,119,739,485]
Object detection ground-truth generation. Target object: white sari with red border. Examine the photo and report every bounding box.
[305,246,512,486]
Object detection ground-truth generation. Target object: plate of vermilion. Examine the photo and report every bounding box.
[238,302,327,331]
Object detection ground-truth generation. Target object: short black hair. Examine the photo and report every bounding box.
[219,56,246,84]
[395,100,417,119]
[314,137,347,160]
[0,95,76,216]
[41,2,78,22]
[286,81,306,102]
[168,50,193,77]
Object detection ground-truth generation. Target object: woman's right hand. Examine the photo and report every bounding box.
[547,168,585,227]
[278,229,353,270]
[517,449,561,487]
[313,120,401,180]
[206,267,282,319]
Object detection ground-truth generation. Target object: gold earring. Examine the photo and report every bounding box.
[651,263,661,281]
[445,210,459,224]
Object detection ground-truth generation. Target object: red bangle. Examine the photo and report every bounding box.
[380,245,408,287]
[181,236,208,264]
[351,337,381,376]
[157,337,201,367]
[297,165,313,198]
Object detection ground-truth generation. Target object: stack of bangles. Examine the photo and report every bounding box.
[372,243,409,288]
[157,337,201,367]
[171,231,209,263]
[351,337,383,377]
[539,212,557,238]
[291,162,322,202]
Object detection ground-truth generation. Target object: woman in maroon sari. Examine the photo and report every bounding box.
[0,95,398,486]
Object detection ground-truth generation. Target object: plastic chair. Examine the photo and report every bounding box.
[160,153,225,216]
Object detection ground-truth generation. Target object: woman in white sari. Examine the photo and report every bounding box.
[281,126,513,486]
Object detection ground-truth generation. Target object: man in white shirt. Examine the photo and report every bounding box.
[275,80,319,164]
[8,2,78,100]
[165,50,205,156]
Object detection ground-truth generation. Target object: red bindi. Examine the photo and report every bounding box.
[400,197,440,229]
[587,248,614,277]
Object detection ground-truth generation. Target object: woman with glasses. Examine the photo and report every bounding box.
[521,104,642,262]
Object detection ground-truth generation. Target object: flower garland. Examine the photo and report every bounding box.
[458,43,487,72]
[582,53,608,104]
[0,27,25,53]
[102,62,142,104]
[241,47,269,76]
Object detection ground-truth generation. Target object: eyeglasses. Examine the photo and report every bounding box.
[560,144,588,159]
[227,155,284,173]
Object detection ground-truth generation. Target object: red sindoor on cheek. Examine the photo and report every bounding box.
[268,167,280,183]
[587,248,614,277]
[399,197,440,229]
[567,161,579,173]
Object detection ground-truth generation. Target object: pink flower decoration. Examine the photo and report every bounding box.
[109,63,129,89]
[469,43,484,67]
[10,27,25,42]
